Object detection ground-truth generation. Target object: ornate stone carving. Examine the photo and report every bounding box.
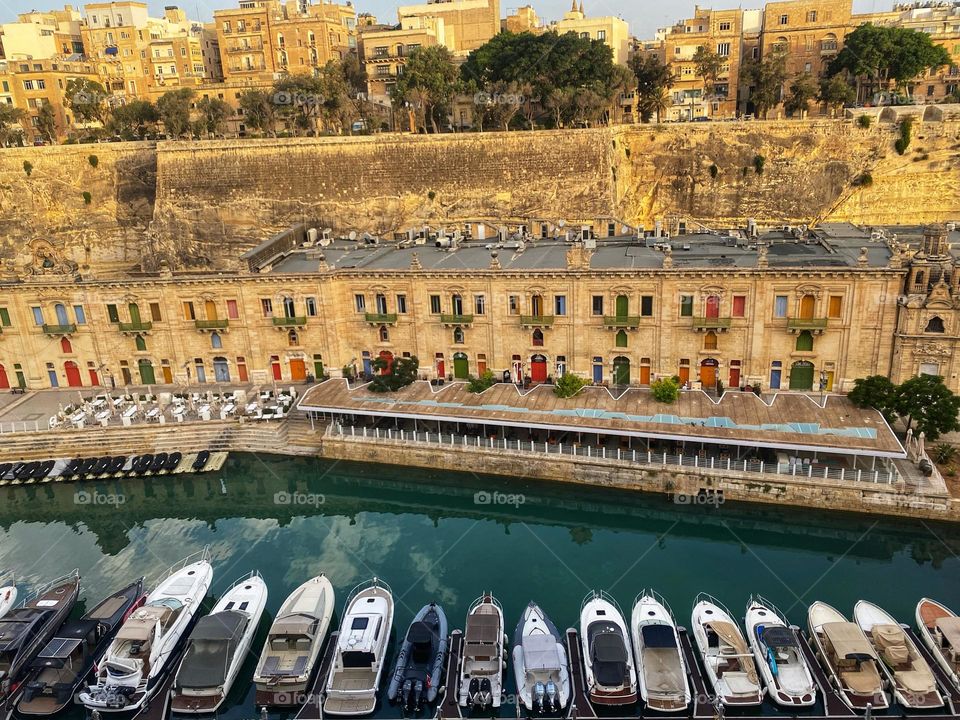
[18,239,79,282]
[915,340,951,358]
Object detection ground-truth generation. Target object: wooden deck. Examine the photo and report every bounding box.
[438,630,463,720]
[295,631,339,720]
[563,629,597,720]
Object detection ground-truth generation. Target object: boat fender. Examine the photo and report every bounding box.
[766,646,779,676]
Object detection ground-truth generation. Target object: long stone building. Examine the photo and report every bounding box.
[0,219,956,395]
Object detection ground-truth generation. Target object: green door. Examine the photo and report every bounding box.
[613,356,630,385]
[138,359,156,385]
[615,295,629,317]
[789,361,814,390]
[314,357,324,378]
[129,303,141,325]
[453,353,469,379]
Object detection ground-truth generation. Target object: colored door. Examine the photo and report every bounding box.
[436,359,445,378]
[121,367,132,385]
[65,361,82,387]
[379,351,394,375]
[0,365,8,389]
[138,359,156,385]
[615,295,628,317]
[593,362,603,384]
[196,364,206,383]
[204,300,218,320]
[129,303,141,325]
[770,368,781,390]
[314,358,324,378]
[799,294,815,319]
[214,358,230,382]
[363,354,373,376]
[48,368,59,387]
[89,368,100,386]
[162,365,173,384]
[729,366,741,388]
[679,365,690,385]
[530,355,548,382]
[453,353,469,379]
[705,295,720,318]
[825,370,835,391]
[271,356,282,381]
[639,365,651,385]
[790,361,814,390]
[613,356,630,385]
[290,358,307,381]
[700,361,716,389]
[14,368,25,389]
[237,362,248,383]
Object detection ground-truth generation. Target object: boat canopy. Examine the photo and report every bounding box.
[191,611,248,642]
[176,612,248,690]
[936,617,960,647]
[822,622,876,659]
[759,626,797,648]
[465,613,499,644]
[523,634,561,671]
[873,624,910,665]
[706,622,749,655]
[593,632,628,663]
[272,614,316,637]
[641,624,677,649]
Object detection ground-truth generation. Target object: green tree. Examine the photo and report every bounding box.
[784,72,819,116]
[369,355,420,393]
[394,46,458,133]
[740,51,786,118]
[64,78,108,126]
[692,47,724,98]
[848,375,897,422]
[238,90,278,136]
[819,75,856,115]
[194,96,231,137]
[651,377,680,404]
[893,374,960,441]
[107,100,158,139]
[156,88,194,138]
[35,102,57,143]
[0,104,26,146]
[630,54,674,123]
[467,370,496,393]
[554,373,587,398]
[272,73,325,135]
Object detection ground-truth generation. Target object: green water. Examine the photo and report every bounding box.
[2,453,960,719]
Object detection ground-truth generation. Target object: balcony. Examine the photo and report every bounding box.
[195,318,229,331]
[118,320,153,333]
[272,316,307,328]
[787,317,828,334]
[225,43,263,53]
[42,323,76,335]
[692,316,732,331]
[441,314,474,326]
[365,312,397,325]
[520,315,556,327]
[603,315,641,328]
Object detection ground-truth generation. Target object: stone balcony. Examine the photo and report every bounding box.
[42,323,76,336]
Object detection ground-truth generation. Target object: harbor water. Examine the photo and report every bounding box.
[2,452,960,719]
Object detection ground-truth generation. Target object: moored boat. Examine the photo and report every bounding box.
[580,590,637,706]
[170,570,268,714]
[511,601,569,714]
[457,592,506,711]
[690,593,763,707]
[16,577,145,716]
[0,572,16,619]
[744,595,815,707]
[631,590,689,713]
[79,548,213,713]
[323,577,394,717]
[854,599,942,709]
[254,573,335,707]
[916,597,960,690]
[387,602,447,712]
[808,600,888,711]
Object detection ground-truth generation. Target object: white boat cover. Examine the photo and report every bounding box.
[822,622,877,659]
[936,617,960,647]
[522,634,560,671]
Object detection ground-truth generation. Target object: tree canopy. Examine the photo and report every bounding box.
[0,104,26,146]
[106,99,158,139]
[64,78,108,125]
[393,45,459,133]
[848,375,897,422]
[739,51,786,118]
[156,88,194,138]
[893,374,960,441]
[629,54,674,123]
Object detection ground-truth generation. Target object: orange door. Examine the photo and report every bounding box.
[290,358,307,381]
[678,366,690,384]
[530,356,547,382]
[65,361,82,387]
[700,364,716,388]
[639,365,651,385]
[237,362,248,382]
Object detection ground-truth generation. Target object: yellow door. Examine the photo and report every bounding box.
[204,300,218,320]
[700,364,716,388]
[799,294,815,319]
[162,365,173,384]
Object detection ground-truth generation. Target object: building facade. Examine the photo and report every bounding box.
[395,0,498,56]
[549,1,629,65]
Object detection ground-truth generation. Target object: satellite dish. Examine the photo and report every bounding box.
[348,231,357,241]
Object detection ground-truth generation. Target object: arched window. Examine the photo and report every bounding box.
[796,330,814,352]
[60,337,72,353]
[378,325,389,342]
[926,316,946,333]
[704,331,717,350]
[451,294,464,315]
[282,296,295,318]
[54,303,68,325]
[532,328,544,347]
[135,334,147,351]
[288,329,299,346]
[453,326,465,344]
[211,331,223,349]
[531,294,544,316]
[615,329,628,348]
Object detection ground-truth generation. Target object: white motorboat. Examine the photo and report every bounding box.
[690,593,763,707]
[512,601,569,714]
[744,595,816,707]
[80,548,213,713]
[0,571,16,619]
[170,571,268,714]
[580,590,638,706]
[458,592,506,710]
[854,600,942,710]
[917,597,960,690]
[323,578,394,717]
[807,600,888,711]
[631,590,690,713]
[254,573,335,707]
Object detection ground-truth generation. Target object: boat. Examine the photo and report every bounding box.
[631,590,690,713]
[163,452,182,472]
[192,451,211,472]
[808,600,888,711]
[854,600,943,709]
[79,548,213,713]
[323,577,394,716]
[109,456,126,474]
[79,457,97,477]
[387,602,448,711]
[16,577,145,715]
[253,574,335,707]
[458,592,506,711]
[0,570,81,705]
[93,457,112,476]
[744,595,815,707]
[580,590,638,706]
[170,571,268,714]
[31,460,55,480]
[150,453,168,473]
[690,593,763,707]
[0,571,16,619]
[511,601,569,714]
[917,597,960,690]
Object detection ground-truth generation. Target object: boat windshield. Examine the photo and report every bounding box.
[147,598,184,611]
[342,651,375,668]
[641,624,677,649]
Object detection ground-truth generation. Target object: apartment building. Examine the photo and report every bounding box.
[0,6,85,59]
[359,16,443,105]
[0,56,100,140]
[503,5,541,34]
[550,1,630,65]
[760,0,851,79]
[396,0,499,56]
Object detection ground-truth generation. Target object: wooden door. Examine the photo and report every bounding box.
[729,366,741,388]
[613,357,630,385]
[65,361,82,387]
[700,363,716,389]
[204,300,218,320]
[162,364,173,384]
[799,295,815,319]
[679,365,690,385]
[639,364,651,385]
[453,354,469,379]
[290,358,306,381]
[271,356,282,381]
[138,360,156,385]
[530,356,547,382]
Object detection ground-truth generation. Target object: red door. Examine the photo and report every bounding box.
[729,366,741,387]
[270,356,282,381]
[0,365,8,389]
[65,361,82,387]
[530,355,547,382]
[706,295,720,318]
[437,360,445,378]
[88,368,100,386]
[237,361,248,382]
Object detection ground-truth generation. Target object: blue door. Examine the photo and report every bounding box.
[214,358,230,382]
[770,369,781,389]
[47,367,59,387]
[593,360,603,384]
[362,352,372,376]
[196,364,206,383]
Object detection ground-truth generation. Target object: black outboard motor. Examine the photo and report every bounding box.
[401,679,413,710]
[412,679,424,711]
[533,681,546,712]
[475,678,492,709]
[467,678,480,707]
[545,680,559,712]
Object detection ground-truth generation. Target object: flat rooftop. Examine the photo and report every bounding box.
[268,223,960,274]
[299,380,906,458]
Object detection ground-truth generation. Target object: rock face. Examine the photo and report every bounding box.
[2,121,959,271]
